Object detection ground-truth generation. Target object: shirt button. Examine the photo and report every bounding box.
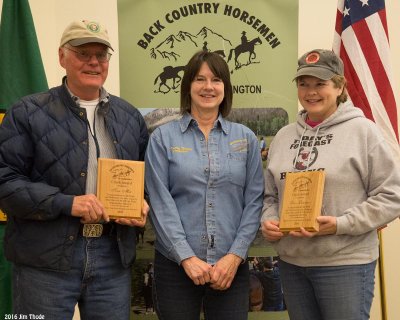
[80,172,86,177]
[204,167,209,172]
[200,137,204,141]
[208,203,212,207]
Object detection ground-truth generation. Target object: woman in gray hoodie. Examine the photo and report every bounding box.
[261,49,400,320]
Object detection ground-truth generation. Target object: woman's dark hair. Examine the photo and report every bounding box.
[180,51,233,117]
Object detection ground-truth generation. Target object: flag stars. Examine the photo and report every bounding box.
[359,0,369,7]
[343,6,350,17]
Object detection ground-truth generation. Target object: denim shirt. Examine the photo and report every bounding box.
[145,113,264,265]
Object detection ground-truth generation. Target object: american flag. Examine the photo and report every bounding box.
[333,0,399,147]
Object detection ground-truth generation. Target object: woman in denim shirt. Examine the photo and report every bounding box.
[145,51,264,320]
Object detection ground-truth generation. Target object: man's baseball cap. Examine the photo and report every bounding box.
[293,49,344,80]
[60,20,113,50]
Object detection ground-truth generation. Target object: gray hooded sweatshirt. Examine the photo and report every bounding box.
[262,100,400,267]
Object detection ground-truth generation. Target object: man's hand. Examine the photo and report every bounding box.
[71,194,108,223]
[114,199,149,227]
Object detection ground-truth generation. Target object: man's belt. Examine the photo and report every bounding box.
[79,223,115,238]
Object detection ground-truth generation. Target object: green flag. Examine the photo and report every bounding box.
[0,0,48,111]
[0,0,48,316]
[0,225,11,317]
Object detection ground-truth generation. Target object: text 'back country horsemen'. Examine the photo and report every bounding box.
[135,3,281,94]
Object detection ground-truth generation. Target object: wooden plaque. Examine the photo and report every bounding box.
[279,171,325,232]
[97,158,144,219]
[0,209,7,222]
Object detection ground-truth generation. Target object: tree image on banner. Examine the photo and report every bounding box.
[333,0,399,149]
[0,0,48,316]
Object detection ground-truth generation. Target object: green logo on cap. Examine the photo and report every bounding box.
[86,21,100,33]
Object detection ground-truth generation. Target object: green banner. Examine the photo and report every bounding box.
[0,225,11,318]
[118,2,296,318]
[118,0,298,124]
[0,0,48,111]
[0,0,49,316]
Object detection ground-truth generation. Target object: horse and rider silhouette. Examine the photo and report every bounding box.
[227,36,262,69]
[153,33,262,93]
[153,65,185,94]
[202,41,226,58]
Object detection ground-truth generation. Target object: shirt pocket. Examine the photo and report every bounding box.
[227,152,247,187]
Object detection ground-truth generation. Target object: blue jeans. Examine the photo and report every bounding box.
[153,250,249,320]
[279,259,376,320]
[12,233,131,320]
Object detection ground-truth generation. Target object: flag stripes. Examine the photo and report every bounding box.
[333,0,398,145]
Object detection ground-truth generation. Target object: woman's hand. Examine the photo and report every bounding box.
[261,220,284,241]
[289,216,337,237]
[181,256,212,285]
[209,253,242,290]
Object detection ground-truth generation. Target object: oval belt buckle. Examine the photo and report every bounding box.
[83,224,103,237]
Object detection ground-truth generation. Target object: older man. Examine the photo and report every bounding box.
[0,20,149,319]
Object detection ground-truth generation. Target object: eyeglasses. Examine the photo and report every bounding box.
[63,46,112,63]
